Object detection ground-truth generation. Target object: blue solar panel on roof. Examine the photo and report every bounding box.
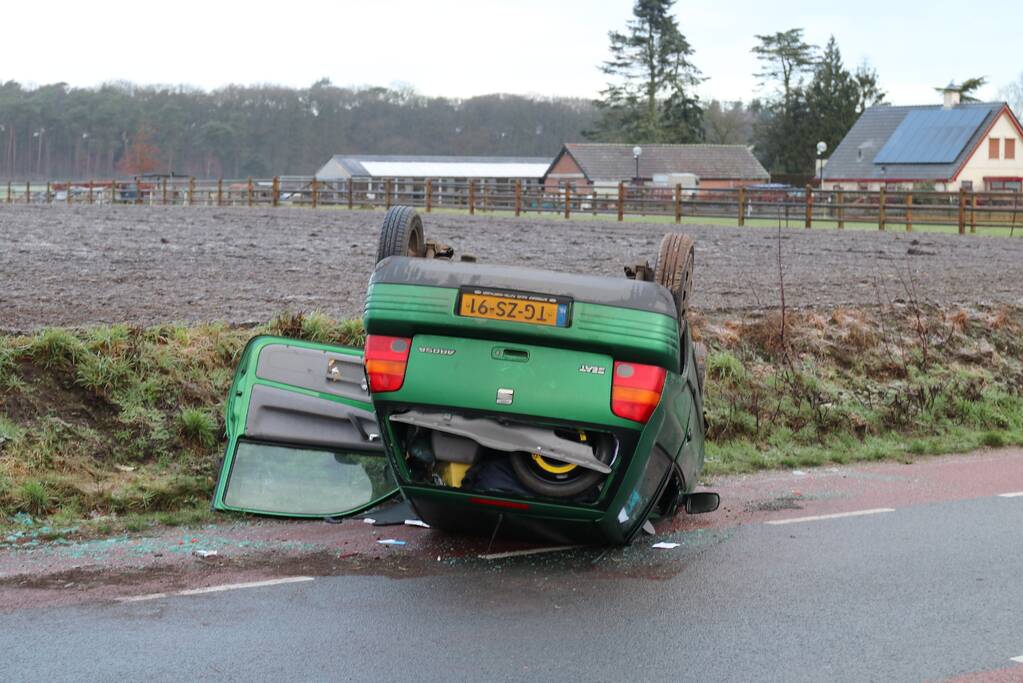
[873,108,990,164]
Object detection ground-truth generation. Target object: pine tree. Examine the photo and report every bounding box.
[750,29,817,174]
[586,0,703,143]
[804,37,861,167]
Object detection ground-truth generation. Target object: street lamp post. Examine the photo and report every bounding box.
[33,128,45,176]
[815,141,827,188]
[632,145,642,184]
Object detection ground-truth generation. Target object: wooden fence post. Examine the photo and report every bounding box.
[514,179,521,217]
[46,182,52,205]
[346,180,353,210]
[216,179,223,206]
[188,177,195,206]
[970,192,977,233]
[247,177,253,207]
[737,186,746,226]
[674,184,682,224]
[6,181,10,203]
[804,185,813,228]
[617,181,625,221]
[958,188,966,234]
[426,179,433,212]
[272,176,280,207]
[905,193,913,232]
[88,182,94,205]
[469,180,476,215]
[878,186,886,231]
[66,181,72,205]
[385,178,392,209]
[564,184,571,219]
[110,181,116,205]
[837,190,844,229]
[25,181,31,204]
[310,178,319,208]
[162,178,168,205]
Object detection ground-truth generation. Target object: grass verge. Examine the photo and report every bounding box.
[693,304,1023,475]
[0,312,363,540]
[1,306,1021,535]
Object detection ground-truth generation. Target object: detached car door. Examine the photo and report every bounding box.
[213,336,398,518]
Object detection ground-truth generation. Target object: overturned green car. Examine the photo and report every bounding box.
[212,207,717,545]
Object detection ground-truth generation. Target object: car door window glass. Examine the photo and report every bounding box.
[224,441,396,516]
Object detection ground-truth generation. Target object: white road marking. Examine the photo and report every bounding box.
[116,576,314,603]
[176,576,314,596]
[765,508,895,525]
[479,545,580,560]
[998,492,1023,498]
[1010,655,1023,663]
[117,592,168,603]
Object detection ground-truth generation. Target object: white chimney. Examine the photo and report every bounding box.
[942,81,961,108]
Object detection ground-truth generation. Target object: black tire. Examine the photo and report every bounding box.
[654,232,695,319]
[509,434,615,499]
[376,206,426,263]
[655,467,685,517]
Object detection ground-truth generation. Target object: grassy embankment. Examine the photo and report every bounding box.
[1,306,1022,536]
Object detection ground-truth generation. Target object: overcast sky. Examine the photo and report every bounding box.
[2,0,1018,105]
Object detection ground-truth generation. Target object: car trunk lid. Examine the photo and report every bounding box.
[387,334,621,425]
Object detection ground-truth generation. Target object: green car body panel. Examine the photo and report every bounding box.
[212,335,399,519]
[213,255,707,544]
[365,283,682,373]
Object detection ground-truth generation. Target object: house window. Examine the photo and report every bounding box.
[988,179,1022,192]
[989,138,1000,159]
[1007,139,1016,160]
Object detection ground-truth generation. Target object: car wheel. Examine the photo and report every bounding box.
[509,433,614,499]
[655,467,685,517]
[654,232,695,319]
[376,206,427,263]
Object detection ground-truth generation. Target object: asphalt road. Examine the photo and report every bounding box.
[4,490,1023,681]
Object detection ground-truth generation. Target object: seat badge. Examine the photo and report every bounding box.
[496,388,514,405]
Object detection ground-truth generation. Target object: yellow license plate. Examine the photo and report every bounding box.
[458,290,569,327]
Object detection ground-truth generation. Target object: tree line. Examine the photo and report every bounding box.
[0,81,595,179]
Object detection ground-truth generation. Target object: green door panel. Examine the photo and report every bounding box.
[213,336,399,518]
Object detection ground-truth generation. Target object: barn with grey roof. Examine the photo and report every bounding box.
[542,143,769,191]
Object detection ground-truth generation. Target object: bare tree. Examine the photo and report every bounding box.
[1000,72,1023,117]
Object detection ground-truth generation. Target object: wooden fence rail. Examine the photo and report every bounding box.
[3,177,1022,234]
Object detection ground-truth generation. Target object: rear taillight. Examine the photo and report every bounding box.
[611,361,666,423]
[364,335,411,392]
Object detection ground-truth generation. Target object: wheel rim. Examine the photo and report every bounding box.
[530,453,578,476]
[406,227,422,256]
